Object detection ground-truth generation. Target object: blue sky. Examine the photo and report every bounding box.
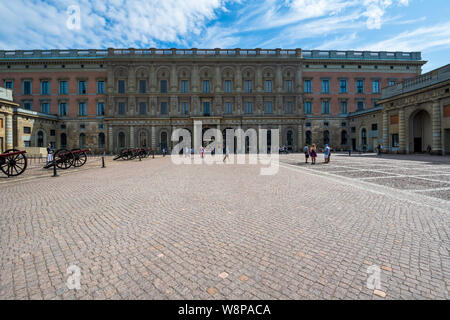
[0,0,449,72]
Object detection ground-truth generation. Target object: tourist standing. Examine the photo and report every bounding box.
[200,146,204,158]
[46,143,53,164]
[324,144,330,163]
[310,144,317,165]
[303,145,310,163]
[162,147,166,157]
[377,144,382,156]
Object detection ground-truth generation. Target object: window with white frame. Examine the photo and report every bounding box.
[78,102,87,116]
[305,101,312,114]
[59,102,68,116]
[78,80,87,94]
[59,80,68,94]
[304,79,312,93]
[97,80,105,94]
[224,80,232,93]
[244,80,252,93]
[321,100,330,114]
[265,101,272,114]
[182,102,189,114]
[321,79,329,93]
[225,102,232,114]
[245,101,252,114]
[97,102,105,116]
[40,80,49,95]
[41,102,50,114]
[265,80,272,93]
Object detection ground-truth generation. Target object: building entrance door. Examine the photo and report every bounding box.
[414,137,422,153]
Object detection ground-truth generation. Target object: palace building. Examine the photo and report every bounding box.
[3,48,448,154]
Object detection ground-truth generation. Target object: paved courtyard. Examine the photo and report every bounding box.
[0,153,449,300]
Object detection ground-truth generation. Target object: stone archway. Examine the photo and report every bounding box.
[409,110,432,153]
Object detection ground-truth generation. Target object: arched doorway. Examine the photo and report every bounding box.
[323,130,330,146]
[118,132,126,149]
[410,110,432,153]
[361,128,367,150]
[305,130,312,145]
[286,130,293,151]
[341,130,348,146]
[160,131,168,150]
[37,131,44,147]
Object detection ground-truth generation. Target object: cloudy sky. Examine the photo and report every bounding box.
[0,0,448,72]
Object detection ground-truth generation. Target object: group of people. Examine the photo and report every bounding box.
[303,144,331,164]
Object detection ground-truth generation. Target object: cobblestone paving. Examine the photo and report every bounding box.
[0,153,449,300]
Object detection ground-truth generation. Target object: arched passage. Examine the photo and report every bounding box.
[410,110,432,153]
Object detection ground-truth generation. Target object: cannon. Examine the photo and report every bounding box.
[0,149,27,177]
[43,148,89,170]
[113,148,150,160]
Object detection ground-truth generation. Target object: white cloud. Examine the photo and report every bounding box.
[362,0,410,29]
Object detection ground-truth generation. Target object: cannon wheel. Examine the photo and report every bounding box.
[114,148,129,160]
[71,149,87,167]
[55,149,74,170]
[0,149,27,177]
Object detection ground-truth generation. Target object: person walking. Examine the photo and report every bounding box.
[377,144,382,156]
[310,144,317,165]
[200,146,205,158]
[162,147,166,157]
[46,143,53,165]
[223,146,230,163]
[324,144,330,163]
[303,145,310,163]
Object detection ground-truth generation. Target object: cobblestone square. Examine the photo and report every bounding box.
[0,153,449,300]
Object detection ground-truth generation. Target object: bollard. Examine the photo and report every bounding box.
[152,151,155,159]
[102,152,105,168]
[52,159,58,177]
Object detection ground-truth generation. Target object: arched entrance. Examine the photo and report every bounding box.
[409,110,432,153]
[118,132,126,149]
[160,131,168,150]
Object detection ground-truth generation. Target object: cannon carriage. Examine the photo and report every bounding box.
[43,148,89,170]
[0,149,28,177]
[113,148,152,160]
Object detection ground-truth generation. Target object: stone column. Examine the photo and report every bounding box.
[170,64,177,93]
[276,65,282,93]
[151,126,156,150]
[297,124,303,151]
[256,65,263,92]
[127,65,136,93]
[192,64,199,93]
[129,126,135,148]
[296,64,303,93]
[6,114,13,150]
[278,125,282,147]
[398,107,406,154]
[108,125,113,153]
[235,65,242,93]
[150,65,157,92]
[214,65,222,93]
[432,99,442,154]
[382,110,389,152]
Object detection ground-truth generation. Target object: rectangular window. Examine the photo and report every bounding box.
[23,101,32,110]
[78,81,87,94]
[285,80,292,93]
[23,80,32,95]
[50,130,56,136]
[245,102,252,114]
[305,101,312,114]
[392,134,399,147]
[182,102,189,115]
[265,80,272,93]
[4,80,13,91]
[203,101,211,115]
[139,102,146,115]
[265,101,272,114]
[160,102,167,114]
[139,80,146,93]
[371,123,378,131]
[118,102,126,115]
[357,101,365,111]
[321,100,330,114]
[24,126,31,134]
[24,141,31,147]
[97,102,105,116]
[59,80,68,94]
[286,101,293,114]
[340,101,348,114]
[97,80,105,94]
[356,80,364,94]
[372,80,380,93]
[304,80,312,93]
[388,80,396,86]
[245,80,252,93]
[79,102,87,116]
[40,80,49,95]
[59,103,68,116]
[98,124,104,130]
[181,80,189,93]
[321,79,329,93]
[203,80,210,93]
[225,102,232,114]
[160,80,167,93]
[118,80,126,93]
[41,102,50,114]
[224,80,232,93]
[339,79,347,93]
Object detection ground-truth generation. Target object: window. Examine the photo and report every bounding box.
[203,101,210,115]
[98,124,104,130]
[78,102,87,116]
[388,80,396,86]
[181,80,189,93]
[160,102,167,114]
[203,80,210,93]
[225,102,232,114]
[23,101,32,110]
[304,80,312,93]
[23,80,32,95]
[265,80,272,93]
[321,100,330,114]
[304,101,311,114]
[341,122,347,127]
[265,101,272,114]
[97,102,105,116]
[356,80,364,94]
[50,130,55,136]
[80,124,85,129]
[392,134,399,147]
[371,123,378,131]
[351,127,356,133]
[321,79,329,93]
[4,80,13,91]
[60,124,66,129]
[41,102,50,114]
[139,102,146,115]
[372,80,380,93]
[340,101,348,114]
[118,80,126,93]
[24,141,31,147]
[245,80,252,93]
[160,80,167,93]
[139,80,146,93]
[97,80,105,94]
[357,101,365,111]
[285,80,292,93]
[286,101,293,114]
[224,80,232,93]
[118,102,126,115]
[40,80,49,95]
[24,126,31,134]
[341,130,348,145]
[78,81,87,94]
[182,102,189,115]
[245,101,252,114]
[339,79,347,93]
[59,80,68,94]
